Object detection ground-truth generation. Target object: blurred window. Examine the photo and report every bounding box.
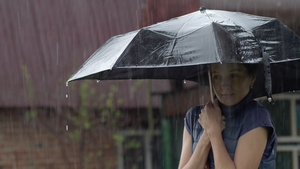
[258,94,300,169]
[297,100,300,135]
[260,99,291,136]
[116,130,161,169]
[277,151,292,169]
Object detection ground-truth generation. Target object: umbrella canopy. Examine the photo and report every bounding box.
[67,8,300,99]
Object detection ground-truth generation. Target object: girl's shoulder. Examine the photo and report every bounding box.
[184,105,205,134]
[240,101,274,137]
[244,101,271,119]
[185,105,205,120]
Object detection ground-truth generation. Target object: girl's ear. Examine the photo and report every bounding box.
[250,74,257,88]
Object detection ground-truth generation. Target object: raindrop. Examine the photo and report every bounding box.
[220,62,223,64]
[97,80,100,83]
[66,125,68,131]
[66,82,69,87]
[183,79,187,84]
[66,94,68,98]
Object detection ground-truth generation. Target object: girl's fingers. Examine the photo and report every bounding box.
[205,101,213,108]
[221,116,226,131]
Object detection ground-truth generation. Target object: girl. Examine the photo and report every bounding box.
[178,63,276,169]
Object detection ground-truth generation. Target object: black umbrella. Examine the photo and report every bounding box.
[67,7,300,100]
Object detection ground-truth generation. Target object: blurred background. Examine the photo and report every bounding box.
[1,0,300,168]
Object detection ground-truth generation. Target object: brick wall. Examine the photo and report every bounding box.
[0,108,117,169]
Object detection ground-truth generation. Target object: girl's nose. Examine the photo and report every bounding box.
[221,77,231,87]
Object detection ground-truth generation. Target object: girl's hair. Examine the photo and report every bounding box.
[243,64,258,76]
[208,63,258,76]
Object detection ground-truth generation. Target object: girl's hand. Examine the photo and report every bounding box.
[199,99,225,136]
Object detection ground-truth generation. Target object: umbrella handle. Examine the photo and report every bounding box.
[208,69,214,103]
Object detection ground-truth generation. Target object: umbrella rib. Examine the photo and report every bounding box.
[165,15,197,58]
[149,13,214,60]
[148,13,199,38]
[174,12,198,38]
[203,10,274,53]
[210,23,222,62]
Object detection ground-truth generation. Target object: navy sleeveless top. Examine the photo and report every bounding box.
[184,92,277,169]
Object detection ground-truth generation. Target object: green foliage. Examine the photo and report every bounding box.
[123,136,144,169]
[21,65,40,126]
[21,66,125,168]
[63,81,126,168]
[131,80,144,93]
[124,138,141,149]
[24,109,38,120]
[112,134,125,146]
[67,81,124,142]
[67,128,81,140]
[20,65,34,100]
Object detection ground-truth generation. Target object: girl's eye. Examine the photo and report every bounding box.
[231,74,239,78]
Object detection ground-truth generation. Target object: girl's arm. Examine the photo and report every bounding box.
[178,126,211,169]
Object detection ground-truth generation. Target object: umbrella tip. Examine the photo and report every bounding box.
[268,97,273,103]
[199,6,206,13]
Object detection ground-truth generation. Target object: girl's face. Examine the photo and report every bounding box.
[211,63,256,106]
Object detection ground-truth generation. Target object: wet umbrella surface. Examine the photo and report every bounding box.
[67,8,300,99]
